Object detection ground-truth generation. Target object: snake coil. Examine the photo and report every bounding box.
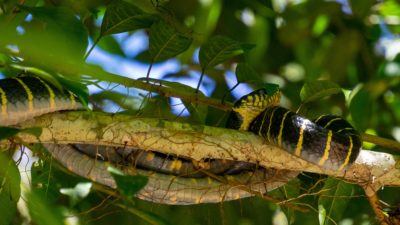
[0,75,361,204]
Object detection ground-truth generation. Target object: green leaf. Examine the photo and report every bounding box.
[378,0,400,16]
[137,77,208,122]
[149,20,193,62]
[97,35,126,57]
[0,152,20,225]
[91,91,143,111]
[182,101,208,123]
[30,150,89,202]
[60,182,92,206]
[0,127,21,140]
[318,178,354,225]
[57,76,89,107]
[27,190,65,225]
[100,0,155,36]
[138,77,206,96]
[199,35,254,70]
[300,80,342,103]
[349,86,371,131]
[108,167,148,197]
[349,0,375,18]
[312,15,329,36]
[263,83,281,96]
[22,127,42,137]
[323,31,361,79]
[20,6,88,59]
[235,62,262,83]
[118,203,171,225]
[269,178,301,199]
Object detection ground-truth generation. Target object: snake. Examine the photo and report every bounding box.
[0,75,361,204]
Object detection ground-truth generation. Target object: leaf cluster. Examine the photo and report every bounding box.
[1,0,400,225]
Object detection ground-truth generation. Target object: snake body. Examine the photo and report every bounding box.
[0,75,361,204]
[227,89,361,171]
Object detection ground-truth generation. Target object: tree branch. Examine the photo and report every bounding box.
[4,111,399,193]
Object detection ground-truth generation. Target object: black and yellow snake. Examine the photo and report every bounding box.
[0,75,361,204]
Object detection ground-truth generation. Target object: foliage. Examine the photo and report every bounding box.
[1,0,400,225]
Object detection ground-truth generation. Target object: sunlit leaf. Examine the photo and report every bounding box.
[149,20,192,62]
[199,35,254,70]
[378,0,400,16]
[312,15,329,36]
[273,209,289,225]
[318,178,354,225]
[108,167,148,197]
[60,182,92,206]
[0,152,20,225]
[235,62,261,83]
[300,80,342,103]
[100,0,155,36]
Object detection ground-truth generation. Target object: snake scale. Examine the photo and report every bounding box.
[0,75,361,204]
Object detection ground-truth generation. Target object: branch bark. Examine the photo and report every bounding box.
[3,111,399,193]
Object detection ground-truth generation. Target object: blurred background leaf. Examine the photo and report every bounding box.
[0,152,20,225]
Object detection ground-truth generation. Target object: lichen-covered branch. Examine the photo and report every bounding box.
[3,111,399,192]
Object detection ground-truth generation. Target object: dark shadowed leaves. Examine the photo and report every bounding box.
[118,204,171,225]
[23,127,42,137]
[149,20,193,62]
[108,167,148,197]
[263,83,281,96]
[0,152,20,225]
[57,76,89,107]
[100,0,155,36]
[199,35,254,70]
[318,178,354,225]
[349,86,372,131]
[27,190,65,225]
[300,80,342,104]
[235,62,262,84]
[323,31,361,79]
[0,127,20,140]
